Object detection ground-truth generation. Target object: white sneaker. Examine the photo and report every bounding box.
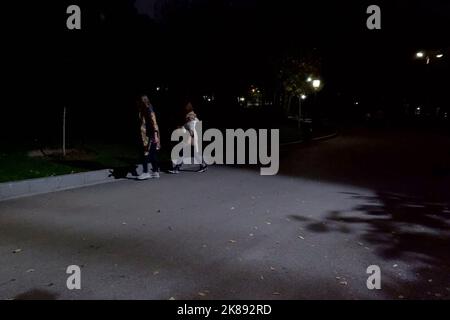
[137,172,151,180]
[150,172,160,179]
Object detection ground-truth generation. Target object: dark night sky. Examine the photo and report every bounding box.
[135,0,159,17]
[131,0,450,48]
[2,0,449,143]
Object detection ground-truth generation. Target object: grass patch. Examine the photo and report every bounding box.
[0,144,142,183]
[0,150,81,183]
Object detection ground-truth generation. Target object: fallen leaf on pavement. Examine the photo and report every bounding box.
[26,269,35,273]
[272,292,281,296]
[12,249,22,254]
[298,236,305,240]
[229,240,237,243]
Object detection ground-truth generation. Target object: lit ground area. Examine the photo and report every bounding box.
[1,128,449,300]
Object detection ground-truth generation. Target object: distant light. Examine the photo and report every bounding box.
[312,80,321,89]
[436,54,444,58]
[416,52,425,58]
[156,87,161,91]
[355,101,359,105]
[307,77,312,83]
[239,97,246,102]
[203,95,213,102]
[416,107,421,111]
[301,95,307,100]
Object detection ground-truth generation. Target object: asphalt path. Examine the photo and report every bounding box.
[1,128,449,300]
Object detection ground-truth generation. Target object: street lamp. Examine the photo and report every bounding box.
[312,79,321,89]
[298,94,308,129]
[415,50,444,64]
[416,51,430,64]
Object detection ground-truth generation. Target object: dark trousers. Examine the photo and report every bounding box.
[143,143,159,173]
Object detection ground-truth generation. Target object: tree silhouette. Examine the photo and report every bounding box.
[278,52,322,118]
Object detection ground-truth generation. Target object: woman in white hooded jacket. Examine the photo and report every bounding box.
[169,102,208,173]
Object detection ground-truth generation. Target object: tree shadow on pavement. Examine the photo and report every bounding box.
[14,289,58,300]
[290,191,450,298]
[280,130,450,298]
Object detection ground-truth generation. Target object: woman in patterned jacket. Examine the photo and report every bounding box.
[137,95,161,180]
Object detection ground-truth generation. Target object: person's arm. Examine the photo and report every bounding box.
[185,121,196,137]
[184,112,197,137]
[138,111,150,154]
[141,126,150,155]
[149,111,161,147]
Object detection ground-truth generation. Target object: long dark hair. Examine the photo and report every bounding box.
[138,95,150,106]
[184,102,194,113]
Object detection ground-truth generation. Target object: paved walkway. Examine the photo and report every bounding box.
[1,128,449,299]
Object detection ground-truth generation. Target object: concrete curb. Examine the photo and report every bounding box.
[312,132,339,142]
[280,131,338,146]
[0,169,121,202]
